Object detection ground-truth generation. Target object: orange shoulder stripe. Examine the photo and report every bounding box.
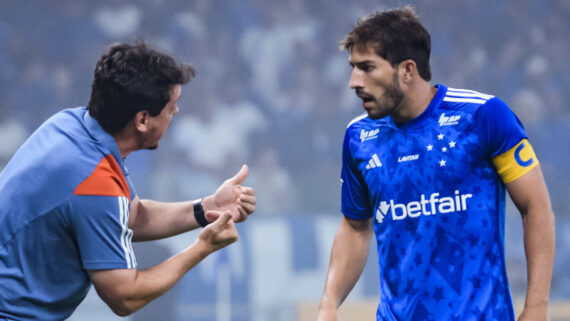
[74,155,131,199]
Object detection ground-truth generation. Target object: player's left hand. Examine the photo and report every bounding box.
[203,164,256,223]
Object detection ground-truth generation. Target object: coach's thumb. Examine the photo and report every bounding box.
[229,164,248,184]
[205,210,221,223]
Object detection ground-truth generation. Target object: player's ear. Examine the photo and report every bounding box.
[398,59,416,83]
[134,110,150,132]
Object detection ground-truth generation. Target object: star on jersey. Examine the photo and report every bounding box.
[425,133,456,168]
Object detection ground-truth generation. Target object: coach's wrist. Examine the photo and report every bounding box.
[193,198,209,227]
[201,195,216,215]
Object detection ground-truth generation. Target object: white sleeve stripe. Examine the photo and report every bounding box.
[347,113,368,128]
[445,91,494,100]
[124,197,137,268]
[443,97,488,104]
[127,229,136,267]
[119,197,130,268]
[119,196,135,269]
[446,87,493,96]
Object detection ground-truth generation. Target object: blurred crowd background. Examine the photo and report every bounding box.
[1,0,569,320]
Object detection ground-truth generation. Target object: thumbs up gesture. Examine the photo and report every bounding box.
[202,165,256,223]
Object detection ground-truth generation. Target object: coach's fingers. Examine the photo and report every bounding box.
[214,211,233,225]
[205,210,220,223]
[200,211,238,250]
[205,209,235,224]
[239,193,256,205]
[239,201,256,215]
[228,164,249,185]
[240,186,255,196]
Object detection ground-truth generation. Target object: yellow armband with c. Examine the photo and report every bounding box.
[491,139,538,184]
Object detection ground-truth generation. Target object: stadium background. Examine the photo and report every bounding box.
[0,0,569,320]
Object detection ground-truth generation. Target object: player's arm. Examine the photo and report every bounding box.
[128,165,256,241]
[88,212,237,316]
[317,216,373,321]
[506,165,555,321]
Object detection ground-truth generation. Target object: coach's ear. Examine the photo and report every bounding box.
[133,110,150,133]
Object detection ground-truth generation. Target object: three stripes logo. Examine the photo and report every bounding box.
[442,87,494,105]
[366,153,382,170]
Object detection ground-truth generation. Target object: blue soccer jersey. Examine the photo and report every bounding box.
[0,107,137,320]
[341,84,538,321]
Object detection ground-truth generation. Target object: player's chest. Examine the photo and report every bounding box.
[352,122,481,188]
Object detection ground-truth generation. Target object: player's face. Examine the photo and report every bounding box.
[348,44,403,119]
[142,84,181,150]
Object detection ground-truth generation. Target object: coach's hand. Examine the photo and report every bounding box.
[198,211,239,252]
[203,164,256,223]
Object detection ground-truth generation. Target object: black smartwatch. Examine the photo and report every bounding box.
[193,198,209,227]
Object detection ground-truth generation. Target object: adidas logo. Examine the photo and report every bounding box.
[438,113,461,126]
[365,154,382,169]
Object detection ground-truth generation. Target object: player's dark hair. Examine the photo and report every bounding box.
[340,6,432,81]
[87,41,196,134]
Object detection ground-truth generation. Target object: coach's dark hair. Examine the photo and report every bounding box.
[340,6,432,81]
[87,41,196,134]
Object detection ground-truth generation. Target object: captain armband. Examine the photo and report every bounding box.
[492,139,539,184]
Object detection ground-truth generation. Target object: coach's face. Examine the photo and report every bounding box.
[141,85,181,150]
[348,43,403,120]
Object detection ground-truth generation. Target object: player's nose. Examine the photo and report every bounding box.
[349,68,364,89]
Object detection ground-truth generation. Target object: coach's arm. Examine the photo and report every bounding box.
[128,165,256,241]
[506,165,555,321]
[317,216,373,321]
[88,211,238,316]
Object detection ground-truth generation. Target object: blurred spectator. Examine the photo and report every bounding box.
[247,147,298,215]
[0,118,29,171]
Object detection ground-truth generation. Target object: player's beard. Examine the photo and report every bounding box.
[367,71,404,120]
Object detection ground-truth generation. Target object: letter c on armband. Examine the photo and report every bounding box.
[514,142,534,167]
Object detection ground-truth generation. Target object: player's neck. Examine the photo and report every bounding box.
[393,81,436,126]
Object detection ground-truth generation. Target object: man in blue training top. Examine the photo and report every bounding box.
[0,41,256,320]
[317,6,555,321]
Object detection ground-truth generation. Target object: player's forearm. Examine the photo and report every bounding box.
[319,217,372,311]
[130,198,200,241]
[522,205,555,310]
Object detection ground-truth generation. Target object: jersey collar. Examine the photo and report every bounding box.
[388,84,447,130]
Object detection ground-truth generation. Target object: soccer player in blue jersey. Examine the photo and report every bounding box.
[317,6,555,321]
[0,41,256,320]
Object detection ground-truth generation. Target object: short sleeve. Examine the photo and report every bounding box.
[340,128,372,219]
[475,97,527,158]
[475,97,538,183]
[70,195,137,270]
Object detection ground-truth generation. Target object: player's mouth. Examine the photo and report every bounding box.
[360,96,375,108]
[356,90,375,107]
